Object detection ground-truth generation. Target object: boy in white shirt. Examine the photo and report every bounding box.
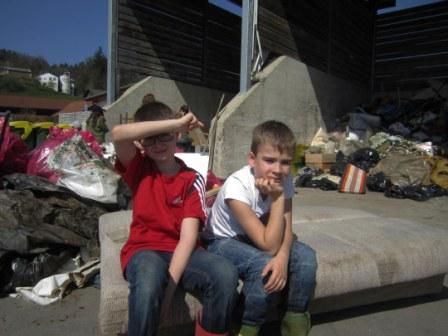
[204,120,317,336]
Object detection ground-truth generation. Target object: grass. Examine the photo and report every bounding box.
[0,75,80,100]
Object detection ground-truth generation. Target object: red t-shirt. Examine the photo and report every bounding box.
[116,153,206,273]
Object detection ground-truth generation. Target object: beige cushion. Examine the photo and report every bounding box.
[98,211,202,335]
[98,207,448,335]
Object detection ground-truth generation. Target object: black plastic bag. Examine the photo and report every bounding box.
[330,151,349,176]
[0,250,15,297]
[384,184,448,202]
[296,174,338,191]
[348,148,380,172]
[367,172,392,192]
[0,247,76,295]
[295,167,323,187]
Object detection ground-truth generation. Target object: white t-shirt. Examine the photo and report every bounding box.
[204,165,294,239]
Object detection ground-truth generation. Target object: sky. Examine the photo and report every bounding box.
[0,0,443,66]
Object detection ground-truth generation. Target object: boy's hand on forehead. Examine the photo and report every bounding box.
[177,112,204,133]
[255,177,284,198]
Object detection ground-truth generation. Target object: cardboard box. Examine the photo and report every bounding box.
[305,153,336,171]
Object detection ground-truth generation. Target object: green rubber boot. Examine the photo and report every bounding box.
[281,311,311,336]
[236,324,260,336]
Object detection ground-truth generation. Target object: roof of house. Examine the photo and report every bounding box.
[36,73,57,78]
[0,66,32,73]
[0,95,73,111]
[59,100,92,113]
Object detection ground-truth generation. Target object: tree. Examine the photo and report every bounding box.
[0,48,107,97]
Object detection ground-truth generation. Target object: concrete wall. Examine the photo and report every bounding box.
[104,76,233,141]
[210,56,370,177]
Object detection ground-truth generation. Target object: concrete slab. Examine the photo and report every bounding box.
[1,189,447,336]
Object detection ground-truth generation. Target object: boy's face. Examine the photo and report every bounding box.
[248,143,292,184]
[140,132,178,163]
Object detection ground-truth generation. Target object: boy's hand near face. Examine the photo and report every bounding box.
[255,177,284,199]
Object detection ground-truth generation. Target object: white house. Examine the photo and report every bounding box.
[36,73,59,92]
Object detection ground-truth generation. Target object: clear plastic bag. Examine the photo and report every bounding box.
[27,129,119,203]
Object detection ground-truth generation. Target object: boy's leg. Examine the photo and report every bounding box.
[179,248,238,334]
[125,250,169,336]
[282,241,317,336]
[207,238,281,327]
[285,241,317,313]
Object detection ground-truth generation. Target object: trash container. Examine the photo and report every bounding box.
[9,120,34,149]
[55,123,72,130]
[32,121,54,147]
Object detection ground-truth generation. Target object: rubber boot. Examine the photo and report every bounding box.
[195,318,229,336]
[236,324,259,336]
[195,311,228,336]
[281,311,311,336]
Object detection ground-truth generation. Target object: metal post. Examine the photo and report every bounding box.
[107,0,118,105]
[240,0,255,93]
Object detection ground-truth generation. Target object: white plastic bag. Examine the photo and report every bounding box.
[47,135,120,203]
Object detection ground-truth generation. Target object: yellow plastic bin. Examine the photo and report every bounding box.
[56,123,72,129]
[10,120,34,148]
[32,121,55,147]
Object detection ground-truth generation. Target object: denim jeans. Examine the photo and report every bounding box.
[125,248,238,336]
[207,238,317,326]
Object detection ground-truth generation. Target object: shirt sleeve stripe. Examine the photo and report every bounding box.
[193,173,207,217]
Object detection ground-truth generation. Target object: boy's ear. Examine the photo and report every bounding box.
[248,151,256,167]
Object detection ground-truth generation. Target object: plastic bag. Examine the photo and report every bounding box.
[295,167,338,190]
[27,130,120,203]
[348,148,381,172]
[49,127,103,157]
[384,184,447,202]
[0,247,76,295]
[0,114,28,177]
[366,172,392,192]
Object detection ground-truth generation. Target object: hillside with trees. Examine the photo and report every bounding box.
[0,48,107,97]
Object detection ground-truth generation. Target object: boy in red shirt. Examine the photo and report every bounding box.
[112,101,238,336]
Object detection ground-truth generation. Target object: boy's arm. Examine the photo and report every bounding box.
[262,198,293,293]
[111,112,202,167]
[227,191,285,255]
[168,217,199,284]
[160,217,200,318]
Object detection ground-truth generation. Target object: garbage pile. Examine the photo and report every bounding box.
[296,82,448,201]
[0,113,130,297]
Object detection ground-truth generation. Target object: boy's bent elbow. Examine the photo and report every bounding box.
[111,125,126,142]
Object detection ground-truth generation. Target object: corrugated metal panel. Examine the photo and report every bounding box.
[374,1,448,92]
[117,0,240,92]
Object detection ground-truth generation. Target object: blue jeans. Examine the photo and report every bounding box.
[207,238,317,326]
[125,248,238,336]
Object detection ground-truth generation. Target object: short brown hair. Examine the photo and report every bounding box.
[134,101,179,122]
[251,120,296,155]
[141,93,155,105]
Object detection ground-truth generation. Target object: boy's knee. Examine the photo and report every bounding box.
[249,254,273,277]
[210,259,239,289]
[291,243,317,266]
[289,244,317,279]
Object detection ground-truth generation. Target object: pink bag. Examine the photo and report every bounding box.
[0,114,28,177]
[26,127,103,183]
